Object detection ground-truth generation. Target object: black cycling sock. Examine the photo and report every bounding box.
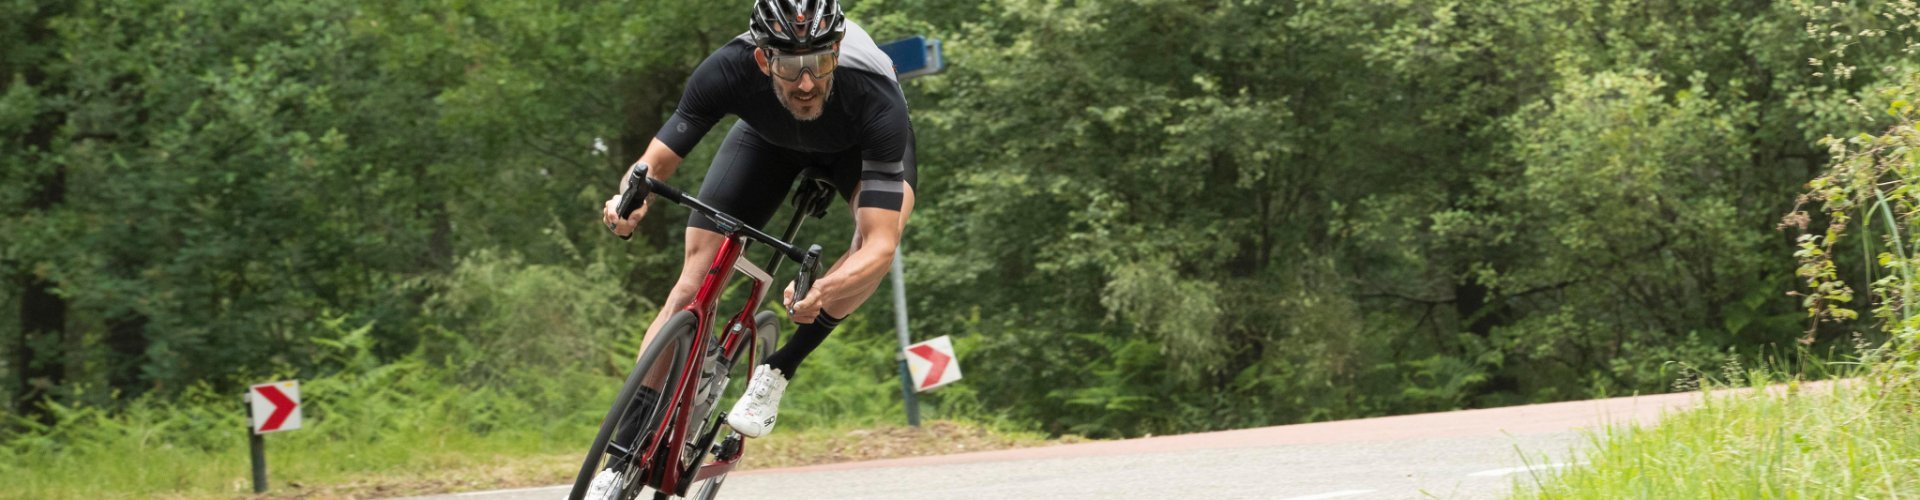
[763,311,842,380]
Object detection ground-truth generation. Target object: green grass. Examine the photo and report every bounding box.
[0,364,612,499]
[0,312,1039,499]
[0,249,1045,498]
[1515,372,1920,498]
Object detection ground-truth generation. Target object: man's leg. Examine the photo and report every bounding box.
[635,227,725,387]
[611,227,721,449]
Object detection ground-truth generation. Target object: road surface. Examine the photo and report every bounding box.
[418,388,1726,499]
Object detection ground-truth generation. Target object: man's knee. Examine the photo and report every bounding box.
[668,228,726,301]
[667,275,703,304]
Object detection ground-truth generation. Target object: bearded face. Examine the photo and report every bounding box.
[760,46,839,121]
[771,70,832,121]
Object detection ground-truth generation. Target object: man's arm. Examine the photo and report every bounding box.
[787,184,916,323]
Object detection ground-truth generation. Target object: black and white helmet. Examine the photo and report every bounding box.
[750,0,845,52]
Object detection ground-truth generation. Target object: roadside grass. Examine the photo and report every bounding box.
[0,410,1056,500]
[1513,369,1920,498]
[0,366,610,500]
[0,324,1067,499]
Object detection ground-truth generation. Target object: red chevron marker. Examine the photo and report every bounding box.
[908,344,952,389]
[249,381,303,434]
[255,385,297,432]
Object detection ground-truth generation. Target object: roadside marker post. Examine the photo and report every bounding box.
[878,34,947,427]
[905,336,963,392]
[244,380,302,493]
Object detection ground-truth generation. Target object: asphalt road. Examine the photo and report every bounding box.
[415,389,1717,500]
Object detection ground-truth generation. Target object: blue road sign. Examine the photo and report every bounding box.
[878,36,945,81]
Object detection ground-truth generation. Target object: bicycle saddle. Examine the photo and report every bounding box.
[791,169,835,219]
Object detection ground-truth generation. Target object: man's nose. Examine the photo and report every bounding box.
[797,73,815,92]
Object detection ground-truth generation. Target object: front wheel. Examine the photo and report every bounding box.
[570,311,697,500]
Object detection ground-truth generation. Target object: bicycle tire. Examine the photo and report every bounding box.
[680,309,780,499]
[570,311,697,500]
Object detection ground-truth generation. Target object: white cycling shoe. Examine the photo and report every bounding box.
[584,468,624,500]
[726,365,789,438]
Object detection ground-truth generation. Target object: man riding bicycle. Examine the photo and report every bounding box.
[600,0,916,439]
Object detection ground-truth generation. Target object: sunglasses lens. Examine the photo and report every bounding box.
[772,57,800,79]
[812,52,837,76]
[769,51,836,80]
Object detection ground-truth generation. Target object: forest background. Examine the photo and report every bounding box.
[4,0,1920,490]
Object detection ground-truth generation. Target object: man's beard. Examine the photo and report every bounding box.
[773,78,832,121]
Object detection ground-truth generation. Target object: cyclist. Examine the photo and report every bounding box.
[600,0,916,439]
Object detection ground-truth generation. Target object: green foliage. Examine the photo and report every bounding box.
[10,0,1920,480]
[423,250,650,383]
[1789,69,1920,363]
[1529,4,1920,496]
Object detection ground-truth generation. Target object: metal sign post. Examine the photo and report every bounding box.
[244,380,302,493]
[890,247,921,427]
[878,35,947,427]
[245,396,268,493]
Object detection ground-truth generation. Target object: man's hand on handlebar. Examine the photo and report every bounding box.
[784,273,836,324]
[602,194,646,238]
[604,163,654,240]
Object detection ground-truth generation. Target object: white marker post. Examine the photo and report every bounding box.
[244,380,303,493]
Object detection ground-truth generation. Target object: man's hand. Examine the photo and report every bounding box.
[784,275,841,324]
[603,193,647,238]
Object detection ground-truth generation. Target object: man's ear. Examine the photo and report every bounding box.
[753,48,771,76]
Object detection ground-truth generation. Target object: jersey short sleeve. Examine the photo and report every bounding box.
[656,46,748,157]
[855,81,915,211]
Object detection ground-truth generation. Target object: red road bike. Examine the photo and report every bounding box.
[569,164,832,500]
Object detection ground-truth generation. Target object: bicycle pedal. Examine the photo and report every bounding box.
[714,435,744,461]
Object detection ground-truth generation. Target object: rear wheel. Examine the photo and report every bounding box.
[683,309,779,499]
[753,309,779,366]
[570,311,698,500]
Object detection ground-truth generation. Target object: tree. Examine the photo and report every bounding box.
[2,0,72,422]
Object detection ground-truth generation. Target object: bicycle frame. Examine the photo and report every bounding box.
[610,164,827,497]
[638,232,769,495]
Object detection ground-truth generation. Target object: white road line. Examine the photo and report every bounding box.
[1280,490,1376,500]
[454,484,568,496]
[1467,462,1585,477]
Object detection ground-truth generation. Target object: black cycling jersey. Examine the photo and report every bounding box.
[656,22,914,213]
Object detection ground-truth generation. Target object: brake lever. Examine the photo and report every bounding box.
[787,244,824,317]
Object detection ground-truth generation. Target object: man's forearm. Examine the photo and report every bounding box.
[824,238,897,295]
